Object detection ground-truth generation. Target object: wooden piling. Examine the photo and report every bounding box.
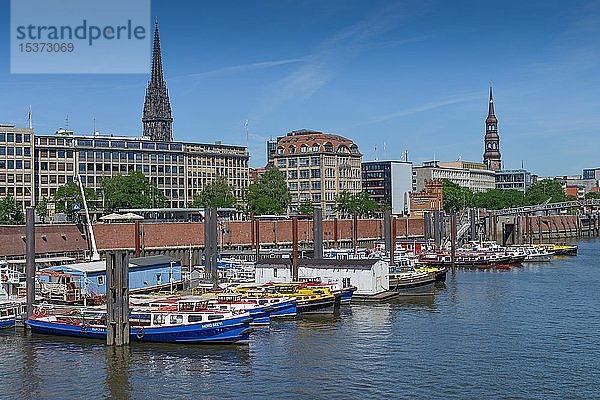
[25,208,35,318]
[292,216,299,281]
[106,251,130,346]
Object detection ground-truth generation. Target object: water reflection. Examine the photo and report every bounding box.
[106,346,131,400]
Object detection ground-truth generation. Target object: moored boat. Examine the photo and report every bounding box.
[25,305,253,344]
[263,283,341,314]
[389,267,436,296]
[0,301,20,329]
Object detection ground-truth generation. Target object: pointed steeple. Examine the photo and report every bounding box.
[151,17,164,86]
[488,84,495,117]
[483,83,501,172]
[142,17,173,142]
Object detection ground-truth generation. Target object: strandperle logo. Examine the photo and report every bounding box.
[15,20,147,46]
[11,0,150,74]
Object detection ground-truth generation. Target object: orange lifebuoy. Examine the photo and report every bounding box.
[33,308,47,318]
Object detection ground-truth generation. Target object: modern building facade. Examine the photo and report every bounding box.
[272,129,362,215]
[0,17,250,212]
[362,160,412,214]
[495,169,532,192]
[483,86,501,172]
[30,130,249,208]
[0,125,35,209]
[413,160,495,193]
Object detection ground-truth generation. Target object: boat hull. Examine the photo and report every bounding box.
[340,287,357,303]
[390,275,436,296]
[0,317,16,329]
[270,298,297,318]
[297,294,341,314]
[25,315,253,345]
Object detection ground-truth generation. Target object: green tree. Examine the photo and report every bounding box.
[335,191,378,217]
[246,167,291,215]
[297,199,314,215]
[190,177,236,208]
[585,192,600,200]
[54,182,98,220]
[35,197,50,223]
[442,180,474,213]
[524,179,567,205]
[473,188,525,210]
[102,171,167,212]
[0,196,25,225]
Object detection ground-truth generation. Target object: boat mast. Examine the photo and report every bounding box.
[76,176,101,261]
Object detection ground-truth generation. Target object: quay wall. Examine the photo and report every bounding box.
[0,217,424,258]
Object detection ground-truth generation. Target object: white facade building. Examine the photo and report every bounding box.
[255,258,389,296]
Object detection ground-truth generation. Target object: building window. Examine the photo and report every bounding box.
[277,159,286,168]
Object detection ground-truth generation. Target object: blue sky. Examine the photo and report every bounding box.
[1,0,599,175]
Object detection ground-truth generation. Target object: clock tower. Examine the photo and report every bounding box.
[483,85,501,171]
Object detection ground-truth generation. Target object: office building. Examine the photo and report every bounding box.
[495,169,532,192]
[362,160,412,214]
[272,129,362,215]
[413,160,495,193]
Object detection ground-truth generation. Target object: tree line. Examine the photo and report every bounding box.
[0,168,596,224]
[441,179,585,213]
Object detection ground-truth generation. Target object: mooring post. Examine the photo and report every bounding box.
[383,209,391,259]
[254,217,261,262]
[390,216,397,266]
[107,251,130,346]
[450,212,457,270]
[538,216,543,243]
[25,208,36,318]
[470,208,476,241]
[134,220,141,258]
[423,212,430,240]
[313,206,323,259]
[203,208,218,290]
[352,212,358,256]
[333,217,339,248]
[291,216,299,281]
[433,211,442,249]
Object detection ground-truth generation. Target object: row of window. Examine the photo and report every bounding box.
[74,151,183,163]
[0,173,32,183]
[276,157,321,168]
[0,146,31,156]
[71,138,183,151]
[0,160,32,169]
[288,170,321,179]
[0,133,31,143]
[77,163,184,174]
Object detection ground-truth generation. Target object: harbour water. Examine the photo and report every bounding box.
[1,239,599,399]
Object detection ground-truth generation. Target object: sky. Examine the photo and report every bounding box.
[1,0,599,175]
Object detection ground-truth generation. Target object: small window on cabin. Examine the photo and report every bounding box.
[153,314,166,325]
[97,276,104,285]
[188,315,203,323]
[273,268,278,277]
[156,274,162,284]
[170,315,184,325]
[208,315,224,320]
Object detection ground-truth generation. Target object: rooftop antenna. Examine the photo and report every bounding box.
[403,149,409,162]
[93,117,96,134]
[521,160,524,169]
[374,144,378,161]
[65,114,69,131]
[244,119,249,146]
[27,105,32,129]
[383,141,387,160]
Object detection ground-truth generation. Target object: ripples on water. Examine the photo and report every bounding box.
[1,239,599,400]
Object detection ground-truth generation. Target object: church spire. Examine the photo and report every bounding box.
[142,17,173,142]
[488,83,495,117]
[483,83,501,172]
[151,17,164,86]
